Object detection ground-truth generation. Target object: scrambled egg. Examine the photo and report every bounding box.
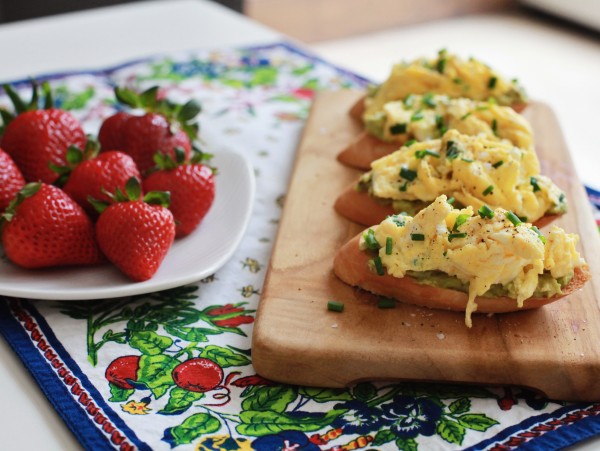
[364,94,533,151]
[360,129,566,223]
[364,49,527,118]
[360,195,585,327]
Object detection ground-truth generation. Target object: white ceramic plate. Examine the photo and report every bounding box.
[0,150,255,300]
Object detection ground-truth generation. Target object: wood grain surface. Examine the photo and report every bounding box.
[251,90,600,402]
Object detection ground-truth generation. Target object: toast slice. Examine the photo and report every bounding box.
[333,233,590,315]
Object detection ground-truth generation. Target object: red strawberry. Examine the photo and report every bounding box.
[97,86,201,174]
[97,111,131,151]
[0,147,26,212]
[1,83,86,183]
[143,150,215,237]
[1,183,104,269]
[58,143,141,217]
[119,113,191,174]
[94,177,175,281]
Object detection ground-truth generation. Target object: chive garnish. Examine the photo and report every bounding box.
[390,123,407,135]
[488,76,497,89]
[415,149,440,159]
[531,226,547,244]
[378,298,396,309]
[447,197,455,205]
[448,232,467,241]
[411,233,425,241]
[399,181,408,192]
[506,211,522,226]
[411,111,424,122]
[363,229,380,250]
[461,157,474,163]
[373,256,385,275]
[385,237,393,255]
[422,93,436,107]
[405,139,417,146]
[437,57,446,73]
[483,185,494,196]
[530,176,540,192]
[446,141,460,159]
[460,112,472,120]
[491,119,498,135]
[400,167,417,181]
[391,216,406,227]
[435,114,446,134]
[478,205,495,218]
[327,301,344,312]
[492,160,504,168]
[404,94,416,108]
[452,214,469,231]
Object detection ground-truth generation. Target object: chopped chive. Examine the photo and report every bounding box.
[411,233,425,241]
[488,97,497,104]
[405,139,417,146]
[492,160,504,168]
[385,237,393,255]
[530,226,547,244]
[422,93,436,107]
[475,105,489,111]
[435,114,446,132]
[460,112,472,120]
[399,181,408,192]
[461,157,474,163]
[437,57,446,73]
[411,111,424,122]
[415,149,440,159]
[530,176,541,192]
[483,185,494,196]
[327,301,344,312]
[452,214,470,231]
[378,297,396,309]
[400,167,417,181]
[390,123,407,135]
[446,141,460,160]
[391,216,406,227]
[373,256,385,275]
[506,211,522,226]
[491,119,498,135]
[488,76,497,89]
[453,77,463,84]
[447,197,455,205]
[478,205,495,219]
[404,94,416,108]
[448,232,467,241]
[363,229,380,250]
[559,192,566,203]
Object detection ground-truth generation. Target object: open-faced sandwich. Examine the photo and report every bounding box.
[335,129,566,228]
[340,94,533,170]
[333,195,590,327]
[341,49,529,169]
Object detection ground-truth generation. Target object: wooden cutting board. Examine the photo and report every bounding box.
[252,90,600,402]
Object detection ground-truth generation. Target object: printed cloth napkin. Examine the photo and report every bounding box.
[0,42,599,451]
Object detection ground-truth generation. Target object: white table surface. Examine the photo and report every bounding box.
[0,1,598,449]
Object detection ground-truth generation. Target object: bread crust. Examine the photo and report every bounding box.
[337,132,398,170]
[334,181,561,228]
[333,234,590,314]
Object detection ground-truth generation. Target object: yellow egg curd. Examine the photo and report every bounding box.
[364,49,527,118]
[358,129,566,223]
[359,195,585,327]
[364,94,532,151]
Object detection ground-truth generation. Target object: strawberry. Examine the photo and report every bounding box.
[0,147,26,212]
[143,149,215,238]
[55,142,141,217]
[1,183,104,269]
[94,177,175,281]
[97,111,131,151]
[0,82,86,184]
[97,86,202,174]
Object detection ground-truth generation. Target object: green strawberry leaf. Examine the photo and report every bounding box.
[143,190,171,208]
[125,176,142,200]
[178,99,202,122]
[114,87,141,108]
[2,84,28,114]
